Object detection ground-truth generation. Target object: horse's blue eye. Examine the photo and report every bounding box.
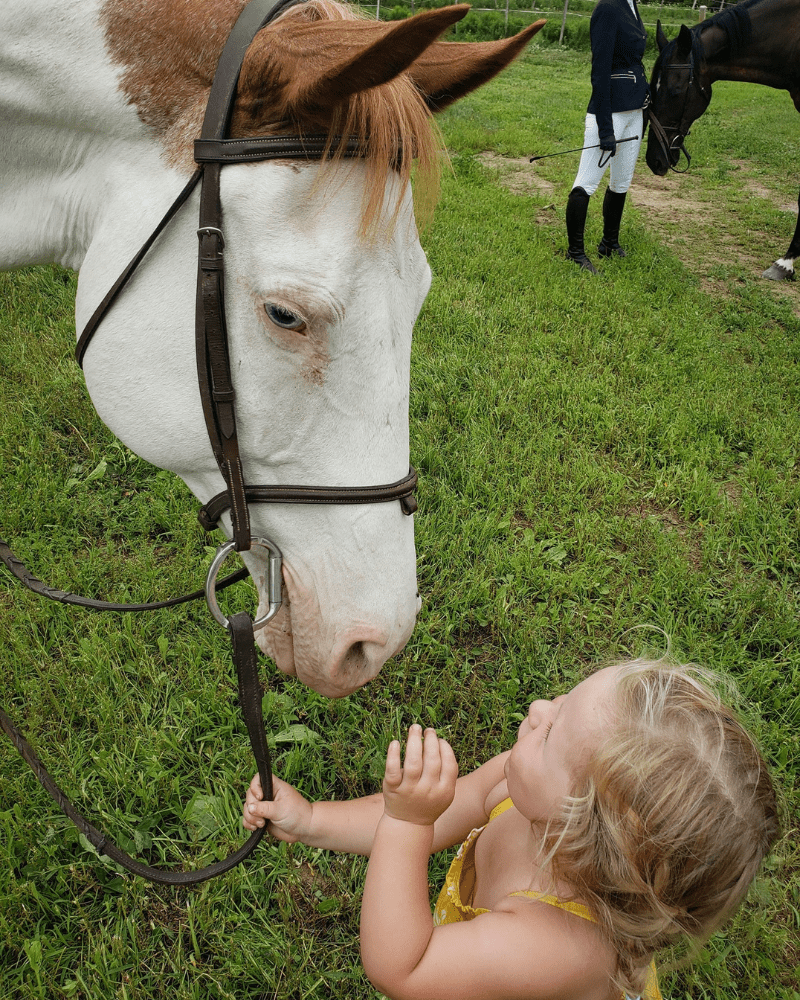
[265,303,306,331]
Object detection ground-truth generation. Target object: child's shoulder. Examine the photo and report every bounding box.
[491,892,619,1000]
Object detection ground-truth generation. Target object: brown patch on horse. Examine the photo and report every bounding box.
[232,1,462,230]
[101,0,246,167]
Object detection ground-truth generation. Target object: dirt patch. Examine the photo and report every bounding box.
[629,170,800,301]
[729,160,797,212]
[627,171,751,295]
[286,861,344,927]
[477,151,555,197]
[620,499,703,570]
[475,151,800,308]
[629,170,707,217]
[719,480,743,507]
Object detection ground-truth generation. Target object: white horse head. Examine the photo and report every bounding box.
[0,0,544,696]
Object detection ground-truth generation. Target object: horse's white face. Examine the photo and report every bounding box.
[78,159,430,696]
[2,0,543,696]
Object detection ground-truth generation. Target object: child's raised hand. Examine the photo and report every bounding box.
[382,725,458,826]
[242,772,313,843]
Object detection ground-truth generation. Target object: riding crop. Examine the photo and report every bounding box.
[529,135,640,163]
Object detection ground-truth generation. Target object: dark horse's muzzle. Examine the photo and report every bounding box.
[645,109,692,175]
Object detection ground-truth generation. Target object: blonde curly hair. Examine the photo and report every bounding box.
[543,659,780,998]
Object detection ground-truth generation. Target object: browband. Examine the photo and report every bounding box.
[194,135,366,163]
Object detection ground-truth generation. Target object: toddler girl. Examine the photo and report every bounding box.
[243,659,779,1000]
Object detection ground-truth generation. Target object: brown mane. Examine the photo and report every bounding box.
[102,0,442,231]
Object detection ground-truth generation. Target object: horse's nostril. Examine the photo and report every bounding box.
[342,641,366,672]
[333,638,388,691]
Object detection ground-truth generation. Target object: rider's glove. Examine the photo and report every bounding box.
[599,135,617,156]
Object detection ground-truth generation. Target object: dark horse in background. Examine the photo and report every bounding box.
[646,0,800,280]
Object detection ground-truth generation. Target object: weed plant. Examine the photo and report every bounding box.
[1,42,799,1000]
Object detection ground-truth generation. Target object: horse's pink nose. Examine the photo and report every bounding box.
[313,635,388,698]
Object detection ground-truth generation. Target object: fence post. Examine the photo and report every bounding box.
[698,4,707,19]
[505,0,510,31]
[376,0,380,18]
[559,0,569,44]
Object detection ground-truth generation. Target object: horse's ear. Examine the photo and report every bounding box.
[235,5,472,126]
[656,19,669,51]
[406,20,546,112]
[677,23,693,57]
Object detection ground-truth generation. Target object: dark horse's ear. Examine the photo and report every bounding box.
[656,19,669,51]
[677,23,693,57]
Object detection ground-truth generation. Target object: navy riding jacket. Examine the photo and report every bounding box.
[587,0,649,143]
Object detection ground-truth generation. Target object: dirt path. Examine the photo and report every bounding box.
[477,151,800,309]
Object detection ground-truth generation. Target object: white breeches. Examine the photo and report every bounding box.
[572,109,644,196]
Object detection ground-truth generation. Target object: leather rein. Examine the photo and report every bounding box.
[0,0,417,885]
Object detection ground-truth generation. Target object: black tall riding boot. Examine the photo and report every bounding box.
[598,188,627,257]
[565,186,597,273]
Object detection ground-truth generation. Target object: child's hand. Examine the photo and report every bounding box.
[382,725,458,827]
[242,772,314,843]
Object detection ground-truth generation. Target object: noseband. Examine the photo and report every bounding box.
[648,44,711,174]
[1,0,419,885]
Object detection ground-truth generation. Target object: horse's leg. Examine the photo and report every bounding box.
[762,185,800,281]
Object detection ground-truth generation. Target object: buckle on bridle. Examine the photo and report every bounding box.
[205,537,283,631]
[197,226,226,250]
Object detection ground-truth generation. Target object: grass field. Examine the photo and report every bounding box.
[1,37,799,1000]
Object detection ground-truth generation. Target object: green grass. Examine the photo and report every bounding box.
[2,44,800,1000]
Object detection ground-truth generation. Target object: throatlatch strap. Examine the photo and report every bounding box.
[75,170,203,369]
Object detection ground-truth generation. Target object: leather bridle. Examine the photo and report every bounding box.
[648,43,711,174]
[76,0,418,555]
[1,0,419,885]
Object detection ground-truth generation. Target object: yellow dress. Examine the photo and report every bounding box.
[433,798,662,1000]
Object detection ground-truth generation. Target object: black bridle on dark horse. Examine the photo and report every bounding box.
[0,0,418,885]
[647,39,712,174]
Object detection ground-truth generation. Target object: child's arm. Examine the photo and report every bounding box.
[430,749,509,851]
[243,744,509,856]
[360,725,458,985]
[360,729,601,1000]
[243,773,384,855]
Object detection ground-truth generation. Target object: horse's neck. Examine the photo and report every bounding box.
[0,0,166,270]
[701,0,800,97]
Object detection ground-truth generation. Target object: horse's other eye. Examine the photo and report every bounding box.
[265,303,306,332]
